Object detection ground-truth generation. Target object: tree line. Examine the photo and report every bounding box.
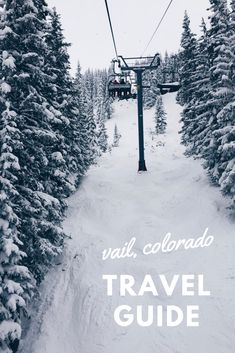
[144,0,234,211]
[0,1,111,351]
[177,0,235,211]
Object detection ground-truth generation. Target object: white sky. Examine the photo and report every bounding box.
[46,0,210,73]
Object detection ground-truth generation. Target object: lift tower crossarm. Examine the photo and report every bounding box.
[118,54,160,71]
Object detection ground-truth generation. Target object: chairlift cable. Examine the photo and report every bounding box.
[104,0,119,60]
[140,0,174,57]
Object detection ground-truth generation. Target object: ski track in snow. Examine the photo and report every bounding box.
[21,94,235,353]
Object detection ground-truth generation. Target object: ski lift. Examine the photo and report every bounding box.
[108,74,136,100]
[157,82,181,95]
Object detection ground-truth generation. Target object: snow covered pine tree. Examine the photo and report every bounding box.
[154,96,167,134]
[183,18,212,158]
[177,12,198,146]
[95,79,108,154]
[46,8,87,190]
[112,124,121,147]
[178,2,235,210]
[74,61,97,168]
[0,1,98,351]
[203,0,235,208]
[0,102,34,352]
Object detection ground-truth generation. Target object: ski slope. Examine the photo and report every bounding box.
[21,94,235,353]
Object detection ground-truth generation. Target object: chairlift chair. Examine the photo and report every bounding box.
[157,82,181,95]
[108,74,136,100]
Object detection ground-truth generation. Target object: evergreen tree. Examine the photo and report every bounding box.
[83,87,98,164]
[0,1,103,349]
[112,124,121,147]
[209,0,235,205]
[99,69,113,120]
[82,68,112,160]
[143,69,162,109]
[95,80,108,154]
[83,69,95,102]
[0,3,67,348]
[183,19,212,156]
[74,61,97,168]
[0,1,46,348]
[178,2,235,209]
[154,96,167,134]
[177,12,198,107]
[201,0,233,181]
[46,8,86,189]
[143,70,154,108]
[0,101,34,352]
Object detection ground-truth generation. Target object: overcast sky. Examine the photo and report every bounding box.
[46,0,210,73]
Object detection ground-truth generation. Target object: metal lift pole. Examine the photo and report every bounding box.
[118,54,161,172]
[136,69,147,172]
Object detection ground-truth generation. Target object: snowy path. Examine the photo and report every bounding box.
[21,94,235,353]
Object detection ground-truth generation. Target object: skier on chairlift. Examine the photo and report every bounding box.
[113,79,119,97]
[118,78,125,98]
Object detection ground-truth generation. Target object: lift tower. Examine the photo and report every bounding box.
[118,54,161,172]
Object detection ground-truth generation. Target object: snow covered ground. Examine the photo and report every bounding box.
[21,94,235,353]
